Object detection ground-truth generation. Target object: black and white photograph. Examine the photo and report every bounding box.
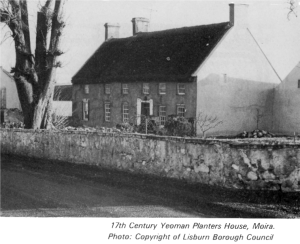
[0,0,299,243]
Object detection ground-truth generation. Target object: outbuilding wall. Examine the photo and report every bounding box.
[273,63,300,135]
[195,25,280,136]
[0,68,21,110]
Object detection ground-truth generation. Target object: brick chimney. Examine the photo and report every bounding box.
[229,3,249,28]
[104,23,120,40]
[131,17,149,35]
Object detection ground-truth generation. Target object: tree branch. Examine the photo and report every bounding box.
[0,9,10,22]
[20,0,31,54]
[196,112,223,137]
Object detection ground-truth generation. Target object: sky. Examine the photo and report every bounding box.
[0,0,299,84]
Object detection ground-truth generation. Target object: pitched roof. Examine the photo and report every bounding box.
[247,29,282,83]
[53,85,72,101]
[72,22,231,84]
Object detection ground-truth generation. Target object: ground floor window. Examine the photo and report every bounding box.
[159,106,166,125]
[82,99,89,121]
[123,102,129,123]
[177,104,185,117]
[105,103,111,122]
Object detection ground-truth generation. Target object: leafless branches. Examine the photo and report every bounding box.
[195,112,223,138]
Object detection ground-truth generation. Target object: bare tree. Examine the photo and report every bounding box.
[0,0,65,129]
[195,112,223,138]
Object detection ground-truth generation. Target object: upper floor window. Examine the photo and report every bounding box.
[177,104,185,117]
[143,83,149,94]
[177,83,185,95]
[105,84,111,94]
[159,83,166,94]
[105,103,111,122]
[82,99,89,121]
[298,80,300,88]
[84,85,89,94]
[123,102,129,123]
[122,84,129,94]
[159,106,167,125]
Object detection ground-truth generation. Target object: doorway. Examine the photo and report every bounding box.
[141,102,150,117]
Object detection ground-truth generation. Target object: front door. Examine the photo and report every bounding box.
[141,102,150,117]
[136,98,153,125]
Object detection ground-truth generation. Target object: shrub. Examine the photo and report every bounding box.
[136,116,160,134]
[164,115,194,137]
[116,122,135,133]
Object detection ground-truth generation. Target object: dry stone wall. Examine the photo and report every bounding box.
[1,129,299,192]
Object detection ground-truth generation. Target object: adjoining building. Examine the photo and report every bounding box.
[0,66,72,124]
[273,61,300,135]
[71,4,282,136]
[0,66,22,111]
[0,66,22,123]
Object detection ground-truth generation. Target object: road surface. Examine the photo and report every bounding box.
[1,154,298,217]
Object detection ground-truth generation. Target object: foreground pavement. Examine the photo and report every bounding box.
[1,154,299,218]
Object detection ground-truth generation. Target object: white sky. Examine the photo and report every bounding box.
[0,0,299,84]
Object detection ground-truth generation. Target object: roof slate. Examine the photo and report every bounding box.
[72,22,231,84]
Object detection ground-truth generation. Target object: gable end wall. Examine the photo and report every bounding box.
[194,27,281,136]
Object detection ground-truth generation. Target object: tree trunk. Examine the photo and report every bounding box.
[32,0,64,129]
[14,76,34,128]
[1,0,65,129]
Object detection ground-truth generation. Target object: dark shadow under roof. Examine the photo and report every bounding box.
[72,22,231,84]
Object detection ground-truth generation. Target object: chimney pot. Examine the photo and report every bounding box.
[229,3,249,28]
[104,23,120,40]
[131,17,149,35]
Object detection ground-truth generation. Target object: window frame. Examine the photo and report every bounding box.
[122,102,129,123]
[298,80,300,88]
[105,84,111,95]
[104,103,111,122]
[177,104,185,117]
[84,85,89,94]
[122,84,129,94]
[159,83,166,95]
[143,83,150,94]
[159,105,167,126]
[82,99,89,121]
[177,83,186,95]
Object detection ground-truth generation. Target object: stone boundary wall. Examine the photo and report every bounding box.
[1,129,299,192]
